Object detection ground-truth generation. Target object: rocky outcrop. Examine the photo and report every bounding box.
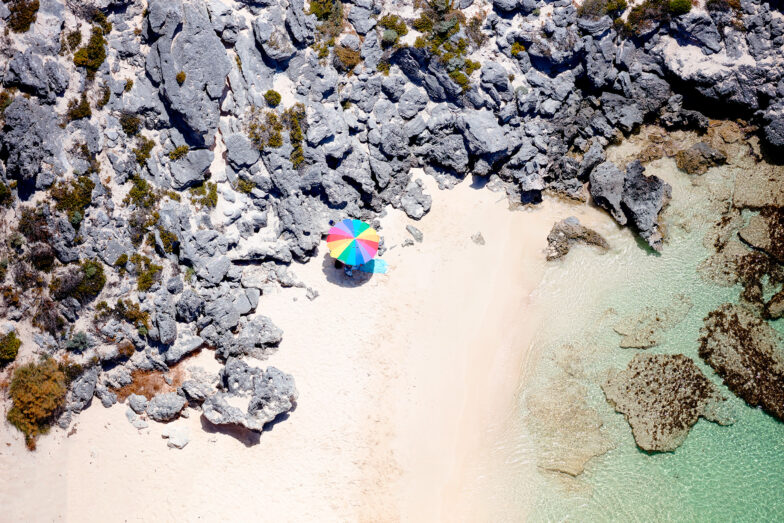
[590,161,671,251]
[202,357,297,432]
[545,217,609,260]
[603,354,733,452]
[2,0,783,444]
[699,303,784,421]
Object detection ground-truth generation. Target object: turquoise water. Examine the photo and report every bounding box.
[523,159,784,522]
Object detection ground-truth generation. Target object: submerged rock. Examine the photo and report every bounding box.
[545,217,609,260]
[613,294,693,348]
[603,353,732,452]
[738,208,784,264]
[675,142,726,175]
[699,303,784,421]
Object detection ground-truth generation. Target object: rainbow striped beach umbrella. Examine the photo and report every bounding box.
[326,219,380,266]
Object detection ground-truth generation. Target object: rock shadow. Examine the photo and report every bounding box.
[321,252,374,287]
[199,415,261,447]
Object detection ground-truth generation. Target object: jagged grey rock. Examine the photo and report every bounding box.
[146,392,187,422]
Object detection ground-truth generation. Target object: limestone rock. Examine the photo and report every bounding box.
[699,303,784,421]
[603,354,732,452]
[675,142,727,175]
[545,217,609,260]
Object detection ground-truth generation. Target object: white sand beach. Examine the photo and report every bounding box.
[0,175,614,522]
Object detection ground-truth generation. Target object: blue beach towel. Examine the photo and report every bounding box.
[358,259,388,274]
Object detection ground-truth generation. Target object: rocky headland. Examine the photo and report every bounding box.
[0,0,783,448]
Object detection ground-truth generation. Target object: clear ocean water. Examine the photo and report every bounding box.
[516,158,784,522]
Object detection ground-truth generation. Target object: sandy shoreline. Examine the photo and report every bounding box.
[0,174,612,522]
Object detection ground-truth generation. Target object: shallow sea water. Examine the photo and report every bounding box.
[511,158,784,522]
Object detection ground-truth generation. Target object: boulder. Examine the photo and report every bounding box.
[545,217,609,260]
[202,358,298,432]
[146,392,187,422]
[1,97,65,189]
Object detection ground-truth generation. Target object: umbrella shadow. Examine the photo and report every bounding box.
[321,252,374,287]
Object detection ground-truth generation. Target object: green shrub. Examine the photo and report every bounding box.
[97,84,111,108]
[668,0,692,14]
[379,14,408,47]
[377,60,391,75]
[379,14,409,37]
[706,0,741,11]
[76,259,106,301]
[133,135,155,166]
[111,299,151,332]
[157,226,179,254]
[605,0,629,14]
[0,90,14,116]
[7,0,40,33]
[123,176,157,208]
[0,331,21,366]
[236,178,255,194]
[168,145,189,161]
[119,112,141,136]
[73,26,107,79]
[124,79,134,92]
[511,42,526,57]
[334,45,361,72]
[66,94,92,121]
[283,103,306,168]
[0,182,14,207]
[64,332,90,352]
[189,182,218,208]
[7,358,67,449]
[51,175,95,228]
[264,89,282,107]
[176,71,186,85]
[130,254,162,292]
[248,108,284,150]
[309,0,335,21]
[92,9,112,34]
[66,29,82,51]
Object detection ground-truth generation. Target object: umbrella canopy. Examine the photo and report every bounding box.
[326,219,380,266]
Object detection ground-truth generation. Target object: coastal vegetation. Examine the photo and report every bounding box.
[7,358,68,450]
[0,331,21,366]
[73,26,107,79]
[6,0,39,33]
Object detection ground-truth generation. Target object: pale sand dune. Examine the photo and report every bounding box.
[0,175,613,522]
